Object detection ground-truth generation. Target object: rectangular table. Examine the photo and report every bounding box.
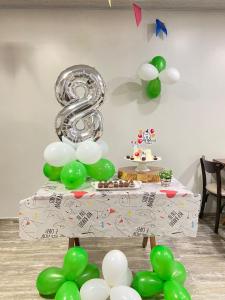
[19,179,201,244]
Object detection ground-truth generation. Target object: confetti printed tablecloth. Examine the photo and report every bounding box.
[19,179,201,240]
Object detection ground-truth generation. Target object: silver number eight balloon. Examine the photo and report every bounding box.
[55,65,106,143]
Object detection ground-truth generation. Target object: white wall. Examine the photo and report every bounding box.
[0,8,225,217]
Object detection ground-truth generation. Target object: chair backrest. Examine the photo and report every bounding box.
[200,156,224,195]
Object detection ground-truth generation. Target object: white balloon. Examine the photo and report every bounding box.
[137,63,159,81]
[97,140,109,155]
[110,268,133,287]
[62,136,93,150]
[76,140,102,164]
[102,250,128,286]
[43,142,76,167]
[110,286,142,300]
[80,279,110,300]
[159,67,180,84]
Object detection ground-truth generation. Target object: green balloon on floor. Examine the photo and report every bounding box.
[60,160,87,189]
[150,56,167,72]
[146,78,161,99]
[75,263,100,289]
[55,281,81,300]
[36,267,66,296]
[170,261,187,285]
[85,158,115,181]
[132,271,163,298]
[164,280,191,300]
[63,247,88,281]
[43,163,62,181]
[150,245,174,280]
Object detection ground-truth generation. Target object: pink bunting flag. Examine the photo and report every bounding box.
[133,3,142,27]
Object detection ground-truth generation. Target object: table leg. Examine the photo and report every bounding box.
[150,236,156,249]
[68,238,75,249]
[142,237,148,248]
[74,238,80,246]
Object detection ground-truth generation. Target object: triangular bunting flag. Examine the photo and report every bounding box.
[155,19,168,36]
[133,3,142,27]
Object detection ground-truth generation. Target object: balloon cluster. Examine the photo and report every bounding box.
[36,247,100,299]
[132,245,191,300]
[36,245,191,300]
[36,247,138,300]
[43,139,115,189]
[137,56,180,99]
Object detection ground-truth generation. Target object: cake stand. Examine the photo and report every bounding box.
[124,157,162,172]
[118,157,163,183]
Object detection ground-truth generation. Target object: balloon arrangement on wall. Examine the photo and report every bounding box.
[43,65,115,189]
[36,245,191,300]
[137,56,180,99]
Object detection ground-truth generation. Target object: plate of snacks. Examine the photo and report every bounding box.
[91,180,142,191]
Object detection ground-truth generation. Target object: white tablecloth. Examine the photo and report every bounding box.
[19,179,201,240]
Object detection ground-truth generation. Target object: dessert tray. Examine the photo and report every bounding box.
[91,180,142,191]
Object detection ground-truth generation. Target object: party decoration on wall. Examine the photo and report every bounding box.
[137,64,159,81]
[131,245,191,300]
[155,19,168,37]
[55,65,105,144]
[42,66,116,189]
[137,56,180,99]
[133,3,142,27]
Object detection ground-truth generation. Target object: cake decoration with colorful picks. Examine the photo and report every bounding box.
[125,128,161,172]
[126,128,157,162]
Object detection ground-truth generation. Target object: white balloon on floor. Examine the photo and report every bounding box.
[137,63,159,81]
[80,279,110,300]
[102,250,128,287]
[76,140,102,164]
[159,67,180,84]
[43,142,76,167]
[110,286,142,300]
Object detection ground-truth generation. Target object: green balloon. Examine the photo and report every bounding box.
[146,78,161,99]
[150,245,174,280]
[60,161,87,190]
[55,281,81,300]
[63,247,88,281]
[43,163,62,181]
[36,267,66,296]
[150,56,167,72]
[75,263,100,289]
[132,271,163,298]
[85,158,115,181]
[169,261,187,285]
[164,280,191,300]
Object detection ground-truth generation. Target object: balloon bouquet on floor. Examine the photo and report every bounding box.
[137,56,180,99]
[43,65,115,189]
[36,245,191,300]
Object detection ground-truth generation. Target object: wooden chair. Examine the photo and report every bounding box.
[199,156,225,233]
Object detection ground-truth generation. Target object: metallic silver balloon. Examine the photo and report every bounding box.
[55,65,105,143]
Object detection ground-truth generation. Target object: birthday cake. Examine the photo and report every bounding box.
[126,128,158,162]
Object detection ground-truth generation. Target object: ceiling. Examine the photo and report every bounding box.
[0,0,225,10]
